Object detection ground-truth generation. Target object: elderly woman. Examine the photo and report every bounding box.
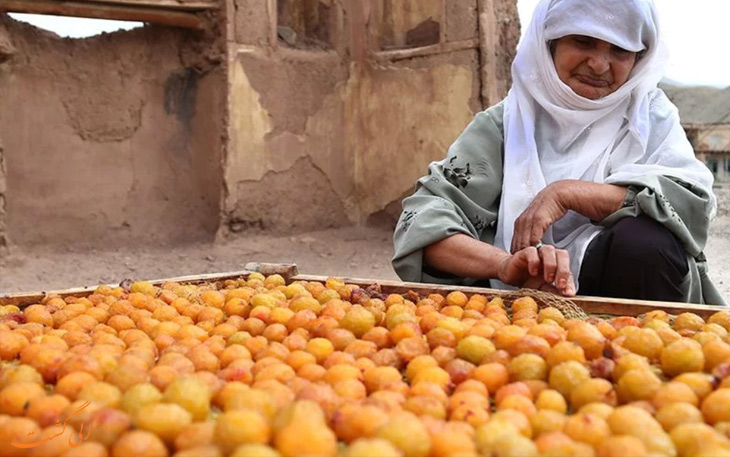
[392,0,724,304]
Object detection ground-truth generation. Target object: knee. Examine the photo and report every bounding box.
[608,216,689,278]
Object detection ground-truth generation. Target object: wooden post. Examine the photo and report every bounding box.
[477,0,500,108]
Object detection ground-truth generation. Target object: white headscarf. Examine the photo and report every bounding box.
[493,0,716,289]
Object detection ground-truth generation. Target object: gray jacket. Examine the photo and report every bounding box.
[392,102,725,306]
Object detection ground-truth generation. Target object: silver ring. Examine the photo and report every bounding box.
[534,242,544,250]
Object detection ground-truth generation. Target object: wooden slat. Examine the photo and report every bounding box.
[0,0,206,29]
[373,38,479,62]
[1,268,726,319]
[73,0,217,11]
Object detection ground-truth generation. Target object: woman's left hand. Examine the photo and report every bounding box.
[511,182,568,253]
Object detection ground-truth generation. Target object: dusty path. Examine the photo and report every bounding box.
[2,187,729,304]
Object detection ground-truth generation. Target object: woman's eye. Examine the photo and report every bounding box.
[611,46,635,59]
[573,36,593,47]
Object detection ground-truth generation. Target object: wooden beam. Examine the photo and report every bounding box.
[0,0,207,29]
[477,0,500,108]
[1,268,726,319]
[74,0,217,11]
[373,38,479,62]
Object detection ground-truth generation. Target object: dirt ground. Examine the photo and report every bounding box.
[1,187,729,304]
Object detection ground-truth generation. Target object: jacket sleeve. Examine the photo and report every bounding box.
[392,103,506,284]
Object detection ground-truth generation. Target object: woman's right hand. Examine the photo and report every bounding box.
[498,245,576,296]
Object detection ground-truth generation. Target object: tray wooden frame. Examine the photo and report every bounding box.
[1,269,725,319]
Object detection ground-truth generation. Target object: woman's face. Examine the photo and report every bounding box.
[552,35,638,100]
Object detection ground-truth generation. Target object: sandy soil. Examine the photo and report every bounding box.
[2,187,729,303]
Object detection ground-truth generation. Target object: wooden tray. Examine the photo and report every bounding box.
[0,264,724,319]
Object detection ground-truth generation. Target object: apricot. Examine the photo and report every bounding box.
[623,328,664,360]
[548,361,591,398]
[545,341,586,368]
[566,321,606,360]
[612,353,651,381]
[0,364,43,389]
[375,412,431,457]
[77,381,122,409]
[474,419,521,455]
[0,417,42,457]
[86,408,132,447]
[111,430,169,457]
[224,388,276,419]
[571,378,616,410]
[403,395,447,419]
[661,338,705,377]
[534,388,567,413]
[670,423,724,457]
[608,406,676,456]
[0,381,46,416]
[701,389,730,425]
[25,394,71,427]
[340,306,376,338]
[163,377,210,421]
[653,381,699,409]
[332,403,390,443]
[507,353,547,381]
[274,403,336,457]
[563,412,611,448]
[617,368,662,403]
[674,372,715,401]
[229,444,281,457]
[134,402,192,444]
[596,435,648,457]
[655,402,704,432]
[470,362,508,394]
[0,331,29,360]
[60,441,109,457]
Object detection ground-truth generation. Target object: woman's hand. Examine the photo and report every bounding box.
[511,182,567,253]
[498,245,576,296]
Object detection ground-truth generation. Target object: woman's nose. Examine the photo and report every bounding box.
[586,51,611,75]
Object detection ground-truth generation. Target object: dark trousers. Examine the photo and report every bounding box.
[578,215,689,302]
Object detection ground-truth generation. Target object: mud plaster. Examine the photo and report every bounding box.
[0,139,7,252]
[0,16,225,247]
[228,156,348,233]
[0,21,15,63]
[445,0,478,42]
[234,0,272,45]
[237,49,347,136]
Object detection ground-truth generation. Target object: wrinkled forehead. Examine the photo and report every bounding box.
[544,0,657,52]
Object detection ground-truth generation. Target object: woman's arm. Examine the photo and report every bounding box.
[556,180,628,222]
[425,233,577,295]
[511,180,627,252]
[424,234,511,280]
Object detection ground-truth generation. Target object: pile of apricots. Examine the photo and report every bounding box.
[1,273,730,457]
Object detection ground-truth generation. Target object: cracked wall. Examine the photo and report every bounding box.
[0,15,226,247]
[226,0,517,232]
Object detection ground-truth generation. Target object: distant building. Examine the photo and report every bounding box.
[661,83,730,183]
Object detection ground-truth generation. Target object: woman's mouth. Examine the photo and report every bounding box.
[575,75,610,87]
